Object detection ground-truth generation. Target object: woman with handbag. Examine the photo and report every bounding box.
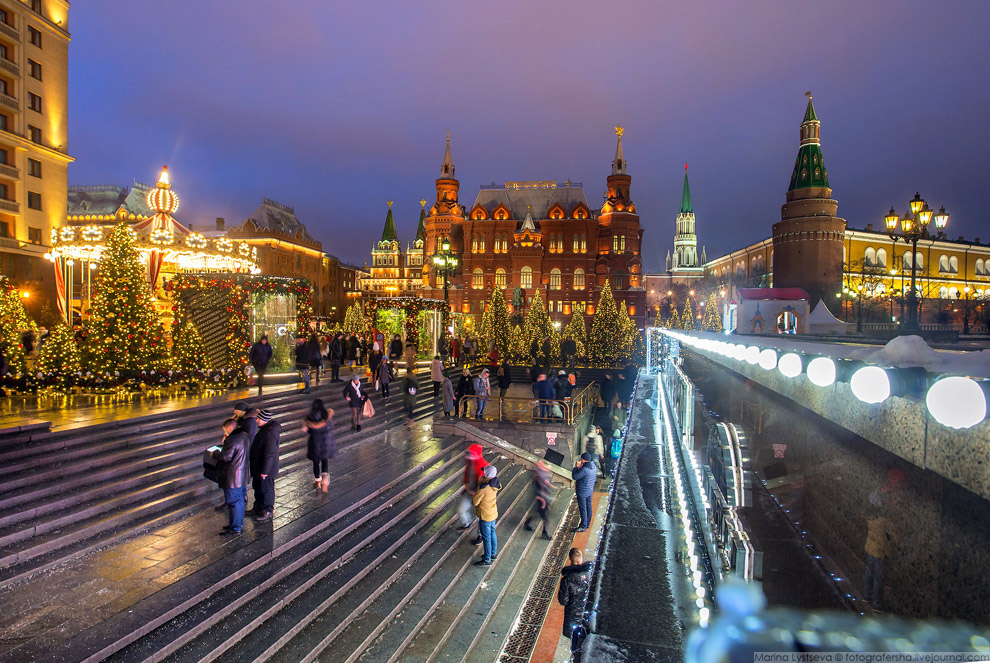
[303,399,336,492]
[343,374,368,431]
[375,358,393,401]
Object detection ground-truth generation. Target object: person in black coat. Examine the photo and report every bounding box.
[557,548,592,639]
[330,333,344,382]
[496,360,512,400]
[250,410,280,521]
[249,336,273,395]
[388,334,403,361]
[213,419,250,535]
[303,399,336,493]
[306,334,322,387]
[343,373,368,430]
[600,372,616,408]
[455,367,474,417]
[296,337,313,393]
[562,336,577,369]
[345,333,359,369]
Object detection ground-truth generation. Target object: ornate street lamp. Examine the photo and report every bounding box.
[884,193,949,331]
[431,237,459,302]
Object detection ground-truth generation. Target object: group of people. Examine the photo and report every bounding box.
[210,397,338,535]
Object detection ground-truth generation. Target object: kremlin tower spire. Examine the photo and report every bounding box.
[380,200,398,244]
[611,125,626,175]
[440,130,455,178]
[672,164,700,274]
[772,92,846,305]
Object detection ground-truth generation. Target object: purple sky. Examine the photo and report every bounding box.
[68,1,990,272]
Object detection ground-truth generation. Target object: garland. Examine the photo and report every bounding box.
[363,295,450,351]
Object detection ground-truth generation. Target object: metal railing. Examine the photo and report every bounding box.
[455,382,599,425]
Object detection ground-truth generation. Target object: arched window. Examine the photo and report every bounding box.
[550,268,562,290]
[574,268,585,290]
[903,251,913,270]
[977,258,985,275]
[471,235,478,253]
[939,286,949,299]
[949,256,959,273]
[612,235,619,252]
[735,263,745,277]
[876,248,887,268]
[520,265,532,289]
[478,235,485,253]
[472,267,484,289]
[916,253,924,269]
[864,247,876,267]
[939,255,949,273]
[495,267,506,288]
[949,287,959,299]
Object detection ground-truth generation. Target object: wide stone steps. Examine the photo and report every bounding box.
[102,444,489,663]
[0,374,457,587]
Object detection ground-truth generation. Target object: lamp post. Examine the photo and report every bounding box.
[884,192,949,331]
[963,285,971,335]
[431,238,458,303]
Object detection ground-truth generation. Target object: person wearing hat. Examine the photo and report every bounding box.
[250,409,281,522]
[472,464,501,566]
[213,418,250,535]
[343,373,368,431]
[524,460,554,540]
[572,452,597,532]
[473,368,491,420]
[215,402,257,512]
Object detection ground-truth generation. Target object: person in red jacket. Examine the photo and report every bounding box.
[457,443,489,545]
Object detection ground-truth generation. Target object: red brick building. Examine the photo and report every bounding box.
[419,129,646,328]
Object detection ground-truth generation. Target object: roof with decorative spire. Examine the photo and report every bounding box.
[440,131,455,178]
[788,93,830,192]
[611,125,626,175]
[679,164,692,214]
[380,201,399,243]
[415,200,426,241]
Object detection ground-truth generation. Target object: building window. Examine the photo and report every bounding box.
[939,254,949,273]
[0,148,6,165]
[31,0,42,13]
[28,158,41,177]
[29,125,41,144]
[0,220,8,237]
[495,267,506,288]
[0,182,7,200]
[876,248,887,269]
[520,265,532,289]
[549,268,561,290]
[939,286,949,299]
[611,271,625,291]
[28,59,42,81]
[29,26,42,47]
[864,247,876,267]
[573,268,585,290]
[977,258,985,275]
[573,234,587,253]
[621,235,626,252]
[472,268,484,289]
[0,114,6,131]
[28,93,42,113]
[27,191,42,210]
[612,235,619,252]
[28,227,41,244]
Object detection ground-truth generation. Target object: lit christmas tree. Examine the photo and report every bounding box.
[38,324,80,389]
[84,222,165,380]
[524,290,552,350]
[589,280,620,365]
[509,324,528,363]
[680,296,696,330]
[342,302,368,336]
[563,310,587,359]
[172,320,209,375]
[617,303,636,360]
[478,302,493,355]
[487,287,511,357]
[0,278,33,378]
[701,292,722,331]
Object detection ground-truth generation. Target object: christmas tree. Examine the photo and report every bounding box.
[701,292,722,331]
[589,280,620,365]
[617,303,636,361]
[487,287,511,357]
[563,311,587,359]
[172,320,209,375]
[0,278,33,378]
[38,324,80,389]
[680,296,696,330]
[524,290,552,351]
[509,324,528,363]
[83,222,165,380]
[478,302,493,356]
[343,302,368,336]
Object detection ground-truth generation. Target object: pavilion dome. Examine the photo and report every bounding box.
[146,166,179,215]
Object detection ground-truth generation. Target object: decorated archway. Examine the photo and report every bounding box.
[363,296,451,357]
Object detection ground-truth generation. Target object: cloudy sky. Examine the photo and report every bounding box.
[68,1,990,271]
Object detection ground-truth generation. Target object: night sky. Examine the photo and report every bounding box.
[68,1,990,272]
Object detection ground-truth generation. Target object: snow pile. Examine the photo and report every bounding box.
[851,335,941,368]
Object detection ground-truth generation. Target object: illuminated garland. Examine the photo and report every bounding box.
[166,274,313,379]
[363,295,450,351]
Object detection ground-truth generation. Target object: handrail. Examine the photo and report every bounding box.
[456,382,598,425]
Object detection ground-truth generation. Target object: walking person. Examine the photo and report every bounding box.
[403,340,417,373]
[307,333,322,388]
[524,460,553,540]
[343,373,368,430]
[473,368,491,420]
[496,362,511,400]
[584,426,606,478]
[250,410,280,523]
[330,332,344,382]
[442,373,455,416]
[214,418,249,535]
[303,399,337,493]
[455,366,474,417]
[557,548,592,642]
[368,344,383,385]
[457,444,489,541]
[345,333,358,371]
[600,372,616,408]
[571,453,597,532]
[249,335,272,395]
[451,335,461,366]
[535,372,556,419]
[296,336,313,394]
[388,334,403,361]
[562,335,577,369]
[401,369,419,425]
[472,465,501,566]
[376,358,393,401]
[430,354,445,399]
[318,336,329,380]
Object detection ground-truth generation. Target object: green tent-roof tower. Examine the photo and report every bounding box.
[380,200,398,243]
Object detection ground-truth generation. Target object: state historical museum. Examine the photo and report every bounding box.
[412,129,646,328]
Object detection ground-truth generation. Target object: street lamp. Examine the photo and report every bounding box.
[431,237,459,302]
[884,193,949,331]
[963,285,971,335]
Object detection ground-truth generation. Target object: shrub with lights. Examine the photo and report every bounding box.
[589,280,621,365]
[37,324,80,390]
[171,319,211,388]
[0,277,34,386]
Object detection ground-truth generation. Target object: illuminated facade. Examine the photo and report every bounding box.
[418,130,647,327]
[0,0,72,315]
[361,200,424,297]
